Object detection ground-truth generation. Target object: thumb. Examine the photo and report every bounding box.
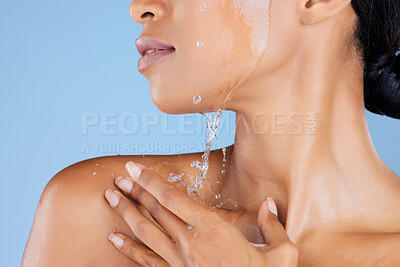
[257,197,291,247]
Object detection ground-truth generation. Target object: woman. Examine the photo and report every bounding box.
[22,0,400,266]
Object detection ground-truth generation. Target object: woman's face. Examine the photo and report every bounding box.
[130,0,298,114]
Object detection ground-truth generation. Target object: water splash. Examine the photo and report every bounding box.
[168,169,200,194]
[191,160,201,168]
[170,108,225,193]
[168,169,189,188]
[166,107,227,207]
[192,108,225,191]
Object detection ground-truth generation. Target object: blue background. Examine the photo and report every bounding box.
[0,1,398,266]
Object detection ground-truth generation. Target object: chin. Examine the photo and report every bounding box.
[150,86,191,114]
[147,72,226,114]
[151,86,220,115]
[152,99,184,114]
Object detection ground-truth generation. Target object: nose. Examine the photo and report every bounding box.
[129,0,168,24]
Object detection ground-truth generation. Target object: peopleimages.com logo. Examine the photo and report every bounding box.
[80,111,317,154]
[81,112,234,136]
[81,140,232,154]
[81,111,317,136]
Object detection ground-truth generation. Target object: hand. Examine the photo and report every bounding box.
[104,161,299,266]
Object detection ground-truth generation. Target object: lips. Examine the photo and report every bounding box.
[135,36,175,72]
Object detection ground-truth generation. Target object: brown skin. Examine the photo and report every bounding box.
[22,0,400,265]
[22,151,283,266]
[104,161,298,266]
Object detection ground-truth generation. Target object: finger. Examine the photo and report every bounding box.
[125,161,209,227]
[257,197,292,247]
[127,193,169,237]
[108,232,170,267]
[115,176,188,242]
[104,189,178,264]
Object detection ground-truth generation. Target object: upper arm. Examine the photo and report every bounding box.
[21,159,140,267]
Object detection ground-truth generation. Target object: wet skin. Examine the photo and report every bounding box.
[21,0,400,265]
[21,148,400,266]
[21,148,271,266]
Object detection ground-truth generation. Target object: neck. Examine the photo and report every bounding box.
[221,47,400,242]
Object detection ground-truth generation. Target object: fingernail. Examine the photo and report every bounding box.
[126,161,142,181]
[266,197,278,216]
[108,233,124,248]
[105,189,120,207]
[115,177,133,193]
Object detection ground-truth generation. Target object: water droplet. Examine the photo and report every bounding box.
[193,95,201,104]
[142,155,146,157]
[196,40,204,48]
[191,160,201,168]
[216,180,221,184]
[199,3,207,12]
[111,173,114,177]
[215,193,221,199]
[221,170,225,174]
[168,170,194,191]
[168,171,186,183]
[222,147,227,162]
[93,172,96,175]
[187,224,194,230]
[95,163,99,167]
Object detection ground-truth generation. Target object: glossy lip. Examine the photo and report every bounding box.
[135,36,176,72]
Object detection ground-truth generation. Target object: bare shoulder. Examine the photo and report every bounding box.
[21,148,230,266]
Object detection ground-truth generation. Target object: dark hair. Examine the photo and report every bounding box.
[351,0,400,119]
